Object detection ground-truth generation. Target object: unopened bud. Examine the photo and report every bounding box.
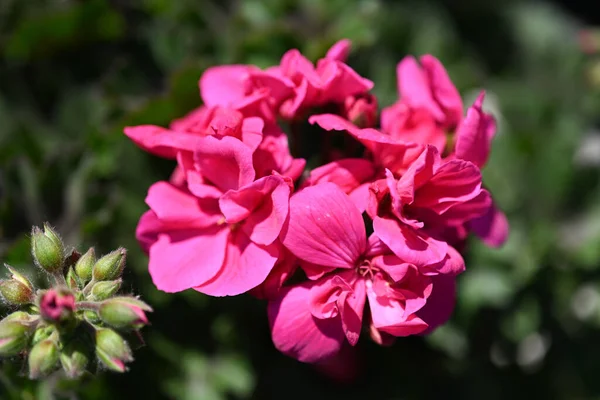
[3,311,38,324]
[93,248,126,281]
[84,310,101,325]
[75,248,95,282]
[0,320,32,356]
[95,328,133,373]
[98,297,151,330]
[66,268,82,291]
[39,289,75,323]
[31,324,58,346]
[90,279,122,301]
[0,272,34,305]
[343,94,378,128]
[60,339,90,379]
[31,224,64,273]
[28,339,59,379]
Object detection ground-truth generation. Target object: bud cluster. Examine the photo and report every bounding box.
[0,224,152,379]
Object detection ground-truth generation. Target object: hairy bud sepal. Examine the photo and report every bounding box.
[95,328,133,373]
[31,225,65,274]
[93,248,126,281]
[28,339,59,379]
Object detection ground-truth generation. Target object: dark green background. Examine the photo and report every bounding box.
[1,0,600,398]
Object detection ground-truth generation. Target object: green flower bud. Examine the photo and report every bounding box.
[90,279,122,301]
[31,225,64,273]
[66,268,82,291]
[83,310,101,325]
[28,339,59,379]
[31,324,58,346]
[2,311,38,324]
[92,248,126,281]
[75,248,95,283]
[0,265,34,305]
[60,339,90,379]
[95,328,133,373]
[98,297,151,330]
[0,320,32,356]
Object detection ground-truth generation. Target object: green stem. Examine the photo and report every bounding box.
[76,301,100,311]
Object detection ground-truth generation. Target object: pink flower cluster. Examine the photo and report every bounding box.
[125,40,508,363]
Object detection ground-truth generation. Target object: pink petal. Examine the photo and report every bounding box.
[136,210,162,253]
[250,246,297,299]
[325,39,352,62]
[269,282,345,363]
[396,56,444,121]
[426,245,465,276]
[339,278,366,346]
[414,159,484,215]
[124,125,201,159]
[373,216,448,265]
[454,91,496,168]
[194,135,255,192]
[417,274,456,334]
[219,175,291,245]
[307,159,376,194]
[281,183,366,269]
[195,230,279,296]
[240,117,265,151]
[367,284,428,336]
[146,181,222,229]
[309,114,424,175]
[148,226,229,292]
[420,55,463,128]
[371,255,413,282]
[469,203,509,247]
[200,65,254,107]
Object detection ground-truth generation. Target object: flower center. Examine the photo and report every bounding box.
[356,259,379,279]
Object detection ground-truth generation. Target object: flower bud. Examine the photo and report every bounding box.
[0,320,31,356]
[93,248,126,281]
[95,328,133,373]
[343,94,378,128]
[75,248,95,283]
[66,268,82,291]
[98,297,151,330]
[28,339,59,379]
[3,311,38,324]
[31,324,58,346]
[60,339,90,379]
[0,264,33,304]
[83,310,101,325]
[31,224,64,273]
[90,279,122,301]
[39,289,75,323]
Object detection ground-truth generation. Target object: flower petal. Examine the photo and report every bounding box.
[373,216,448,265]
[124,125,201,159]
[195,230,278,296]
[148,226,229,292]
[195,135,256,192]
[416,274,456,334]
[469,203,509,247]
[269,282,345,363]
[219,175,291,245]
[281,183,366,269]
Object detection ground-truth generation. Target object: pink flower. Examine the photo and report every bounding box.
[136,135,292,296]
[342,93,378,128]
[396,55,463,130]
[310,113,425,177]
[124,106,264,159]
[367,145,491,262]
[199,40,373,121]
[269,183,463,362]
[40,289,75,322]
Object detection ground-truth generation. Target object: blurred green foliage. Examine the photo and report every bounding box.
[1,0,600,399]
